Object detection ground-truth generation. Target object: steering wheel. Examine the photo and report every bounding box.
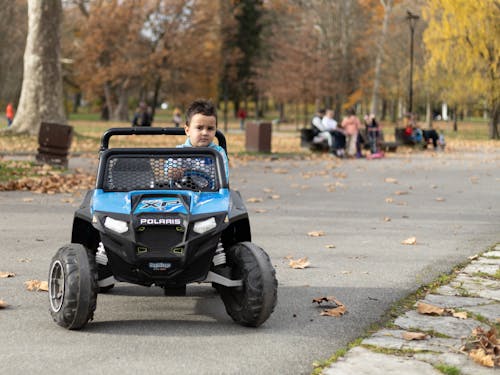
[174,170,212,190]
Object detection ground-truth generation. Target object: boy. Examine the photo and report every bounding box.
[172,99,229,183]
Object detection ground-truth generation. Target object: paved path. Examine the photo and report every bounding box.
[0,150,499,374]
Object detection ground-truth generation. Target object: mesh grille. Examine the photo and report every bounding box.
[103,155,218,192]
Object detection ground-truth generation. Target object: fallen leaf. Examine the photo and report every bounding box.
[402,331,429,341]
[395,191,408,195]
[320,305,347,317]
[385,197,394,203]
[0,300,8,309]
[262,188,274,193]
[254,209,268,213]
[25,280,49,292]
[270,194,281,200]
[384,177,398,184]
[469,348,495,368]
[313,296,347,317]
[308,230,325,237]
[0,271,16,278]
[435,197,446,202]
[22,198,34,202]
[383,217,391,222]
[324,244,336,249]
[18,258,32,263]
[273,168,288,174]
[246,197,263,203]
[288,257,310,269]
[401,236,417,245]
[452,311,467,319]
[341,270,351,275]
[417,302,445,316]
[467,254,479,260]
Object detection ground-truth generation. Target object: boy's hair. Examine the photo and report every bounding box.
[185,99,217,126]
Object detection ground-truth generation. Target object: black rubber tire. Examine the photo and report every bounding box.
[218,242,277,327]
[48,243,98,330]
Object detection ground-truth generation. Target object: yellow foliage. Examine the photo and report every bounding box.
[422,0,500,108]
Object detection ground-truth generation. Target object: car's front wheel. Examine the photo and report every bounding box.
[217,242,277,327]
[48,243,98,330]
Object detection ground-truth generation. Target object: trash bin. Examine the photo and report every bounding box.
[36,122,74,167]
[245,122,272,153]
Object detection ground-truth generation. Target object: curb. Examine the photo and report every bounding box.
[319,244,500,375]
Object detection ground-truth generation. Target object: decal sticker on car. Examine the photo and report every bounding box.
[134,198,186,213]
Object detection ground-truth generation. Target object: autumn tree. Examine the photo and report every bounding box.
[7,0,66,135]
[73,0,154,121]
[423,0,499,138]
[0,0,27,107]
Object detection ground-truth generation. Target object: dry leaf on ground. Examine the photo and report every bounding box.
[435,197,446,202]
[417,302,467,320]
[320,305,347,317]
[246,197,263,203]
[288,257,310,269]
[402,331,429,341]
[462,327,499,368]
[0,271,16,278]
[452,311,467,319]
[22,198,34,202]
[270,194,280,200]
[469,348,495,367]
[324,244,336,249]
[384,177,398,184]
[0,300,8,309]
[384,217,391,222]
[313,296,347,317]
[385,197,394,203]
[254,209,268,213]
[417,302,445,316]
[395,191,408,195]
[467,254,479,260]
[401,236,417,245]
[25,280,49,292]
[273,168,288,174]
[308,230,325,237]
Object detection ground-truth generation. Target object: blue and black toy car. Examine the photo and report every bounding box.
[48,127,277,330]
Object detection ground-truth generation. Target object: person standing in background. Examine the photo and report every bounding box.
[341,108,361,158]
[6,103,15,127]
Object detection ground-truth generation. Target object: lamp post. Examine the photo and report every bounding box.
[406,10,419,114]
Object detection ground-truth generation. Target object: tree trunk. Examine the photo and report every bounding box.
[370,0,393,117]
[113,82,129,121]
[489,101,499,139]
[7,0,66,135]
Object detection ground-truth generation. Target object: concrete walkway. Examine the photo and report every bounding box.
[323,245,500,374]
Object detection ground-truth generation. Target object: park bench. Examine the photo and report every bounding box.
[394,127,439,149]
[300,127,398,153]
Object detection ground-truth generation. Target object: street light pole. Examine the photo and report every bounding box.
[406,10,419,115]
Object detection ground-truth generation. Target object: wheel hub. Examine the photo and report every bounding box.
[49,260,65,312]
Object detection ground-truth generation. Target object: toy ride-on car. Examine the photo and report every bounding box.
[48,127,277,330]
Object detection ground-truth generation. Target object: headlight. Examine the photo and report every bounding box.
[104,217,129,234]
[193,217,216,234]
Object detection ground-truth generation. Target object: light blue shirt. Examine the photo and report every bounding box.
[177,138,230,180]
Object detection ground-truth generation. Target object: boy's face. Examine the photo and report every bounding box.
[185,114,217,147]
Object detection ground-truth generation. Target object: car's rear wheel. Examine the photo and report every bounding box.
[217,242,277,327]
[48,243,98,330]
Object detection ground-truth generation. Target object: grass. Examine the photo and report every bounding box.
[435,363,461,375]
[311,338,363,375]
[0,160,63,182]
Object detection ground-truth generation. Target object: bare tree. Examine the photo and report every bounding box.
[7,0,66,135]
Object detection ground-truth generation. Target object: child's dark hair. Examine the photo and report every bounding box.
[185,99,217,126]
